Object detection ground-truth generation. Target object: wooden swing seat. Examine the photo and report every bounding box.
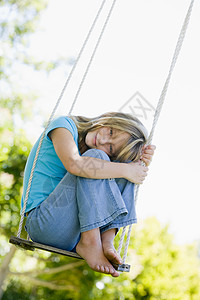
[9,236,130,272]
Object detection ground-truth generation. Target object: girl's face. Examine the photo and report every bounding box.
[85,126,130,157]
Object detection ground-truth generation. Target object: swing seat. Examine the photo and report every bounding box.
[9,236,130,272]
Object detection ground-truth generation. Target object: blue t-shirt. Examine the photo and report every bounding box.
[21,116,79,213]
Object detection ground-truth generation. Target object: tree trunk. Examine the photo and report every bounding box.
[0,245,16,299]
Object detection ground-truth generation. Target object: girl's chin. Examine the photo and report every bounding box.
[85,140,93,149]
[85,132,96,148]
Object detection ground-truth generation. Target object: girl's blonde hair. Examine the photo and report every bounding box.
[70,112,148,162]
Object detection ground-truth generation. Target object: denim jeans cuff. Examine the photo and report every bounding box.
[80,208,128,233]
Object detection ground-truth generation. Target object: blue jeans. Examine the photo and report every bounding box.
[25,149,137,252]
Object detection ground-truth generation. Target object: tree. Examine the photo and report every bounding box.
[0,1,100,298]
[0,0,57,297]
[0,0,49,238]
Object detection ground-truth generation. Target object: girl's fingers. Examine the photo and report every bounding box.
[145,145,156,150]
[140,145,156,167]
[143,148,155,155]
[140,154,151,161]
[141,145,156,161]
[142,159,150,166]
[144,149,154,155]
[142,152,152,158]
[142,145,156,153]
[140,155,152,166]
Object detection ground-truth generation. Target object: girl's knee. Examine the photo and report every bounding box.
[82,149,110,162]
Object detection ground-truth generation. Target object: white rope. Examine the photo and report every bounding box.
[119,0,195,263]
[17,0,118,237]
[122,224,132,264]
[117,226,126,255]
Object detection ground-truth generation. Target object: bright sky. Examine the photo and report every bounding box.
[23,0,200,245]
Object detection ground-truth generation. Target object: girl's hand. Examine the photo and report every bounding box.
[140,145,156,166]
[125,161,148,184]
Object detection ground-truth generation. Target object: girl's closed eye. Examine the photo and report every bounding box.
[110,128,113,154]
[110,144,113,155]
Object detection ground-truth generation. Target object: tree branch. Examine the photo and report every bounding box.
[9,260,85,277]
[8,261,85,291]
[22,277,76,291]
[0,246,16,299]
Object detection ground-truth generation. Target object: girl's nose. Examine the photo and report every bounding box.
[99,134,111,145]
[99,137,108,145]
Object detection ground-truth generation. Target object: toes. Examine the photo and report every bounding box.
[96,265,101,272]
[111,271,120,277]
[95,264,117,275]
[96,265,106,273]
[110,267,120,277]
[101,265,111,274]
[104,266,110,273]
[105,265,118,276]
[109,267,116,275]
[100,265,105,273]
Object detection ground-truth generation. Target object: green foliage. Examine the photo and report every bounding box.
[0,131,32,236]
[0,0,52,240]
[0,0,48,75]
[89,218,200,300]
[2,279,32,300]
[2,218,200,299]
[0,1,100,298]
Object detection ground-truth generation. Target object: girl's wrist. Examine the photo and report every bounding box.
[120,162,129,180]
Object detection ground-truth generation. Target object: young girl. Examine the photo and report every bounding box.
[22,112,155,277]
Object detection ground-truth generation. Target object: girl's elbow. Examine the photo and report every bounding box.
[65,158,81,175]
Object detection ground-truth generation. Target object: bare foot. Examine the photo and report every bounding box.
[76,237,119,277]
[102,241,122,265]
[101,229,122,266]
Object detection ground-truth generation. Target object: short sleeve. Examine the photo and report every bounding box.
[45,116,78,142]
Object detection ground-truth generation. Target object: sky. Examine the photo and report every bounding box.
[21,0,200,245]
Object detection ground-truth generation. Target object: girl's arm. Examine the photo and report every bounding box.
[50,128,149,184]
